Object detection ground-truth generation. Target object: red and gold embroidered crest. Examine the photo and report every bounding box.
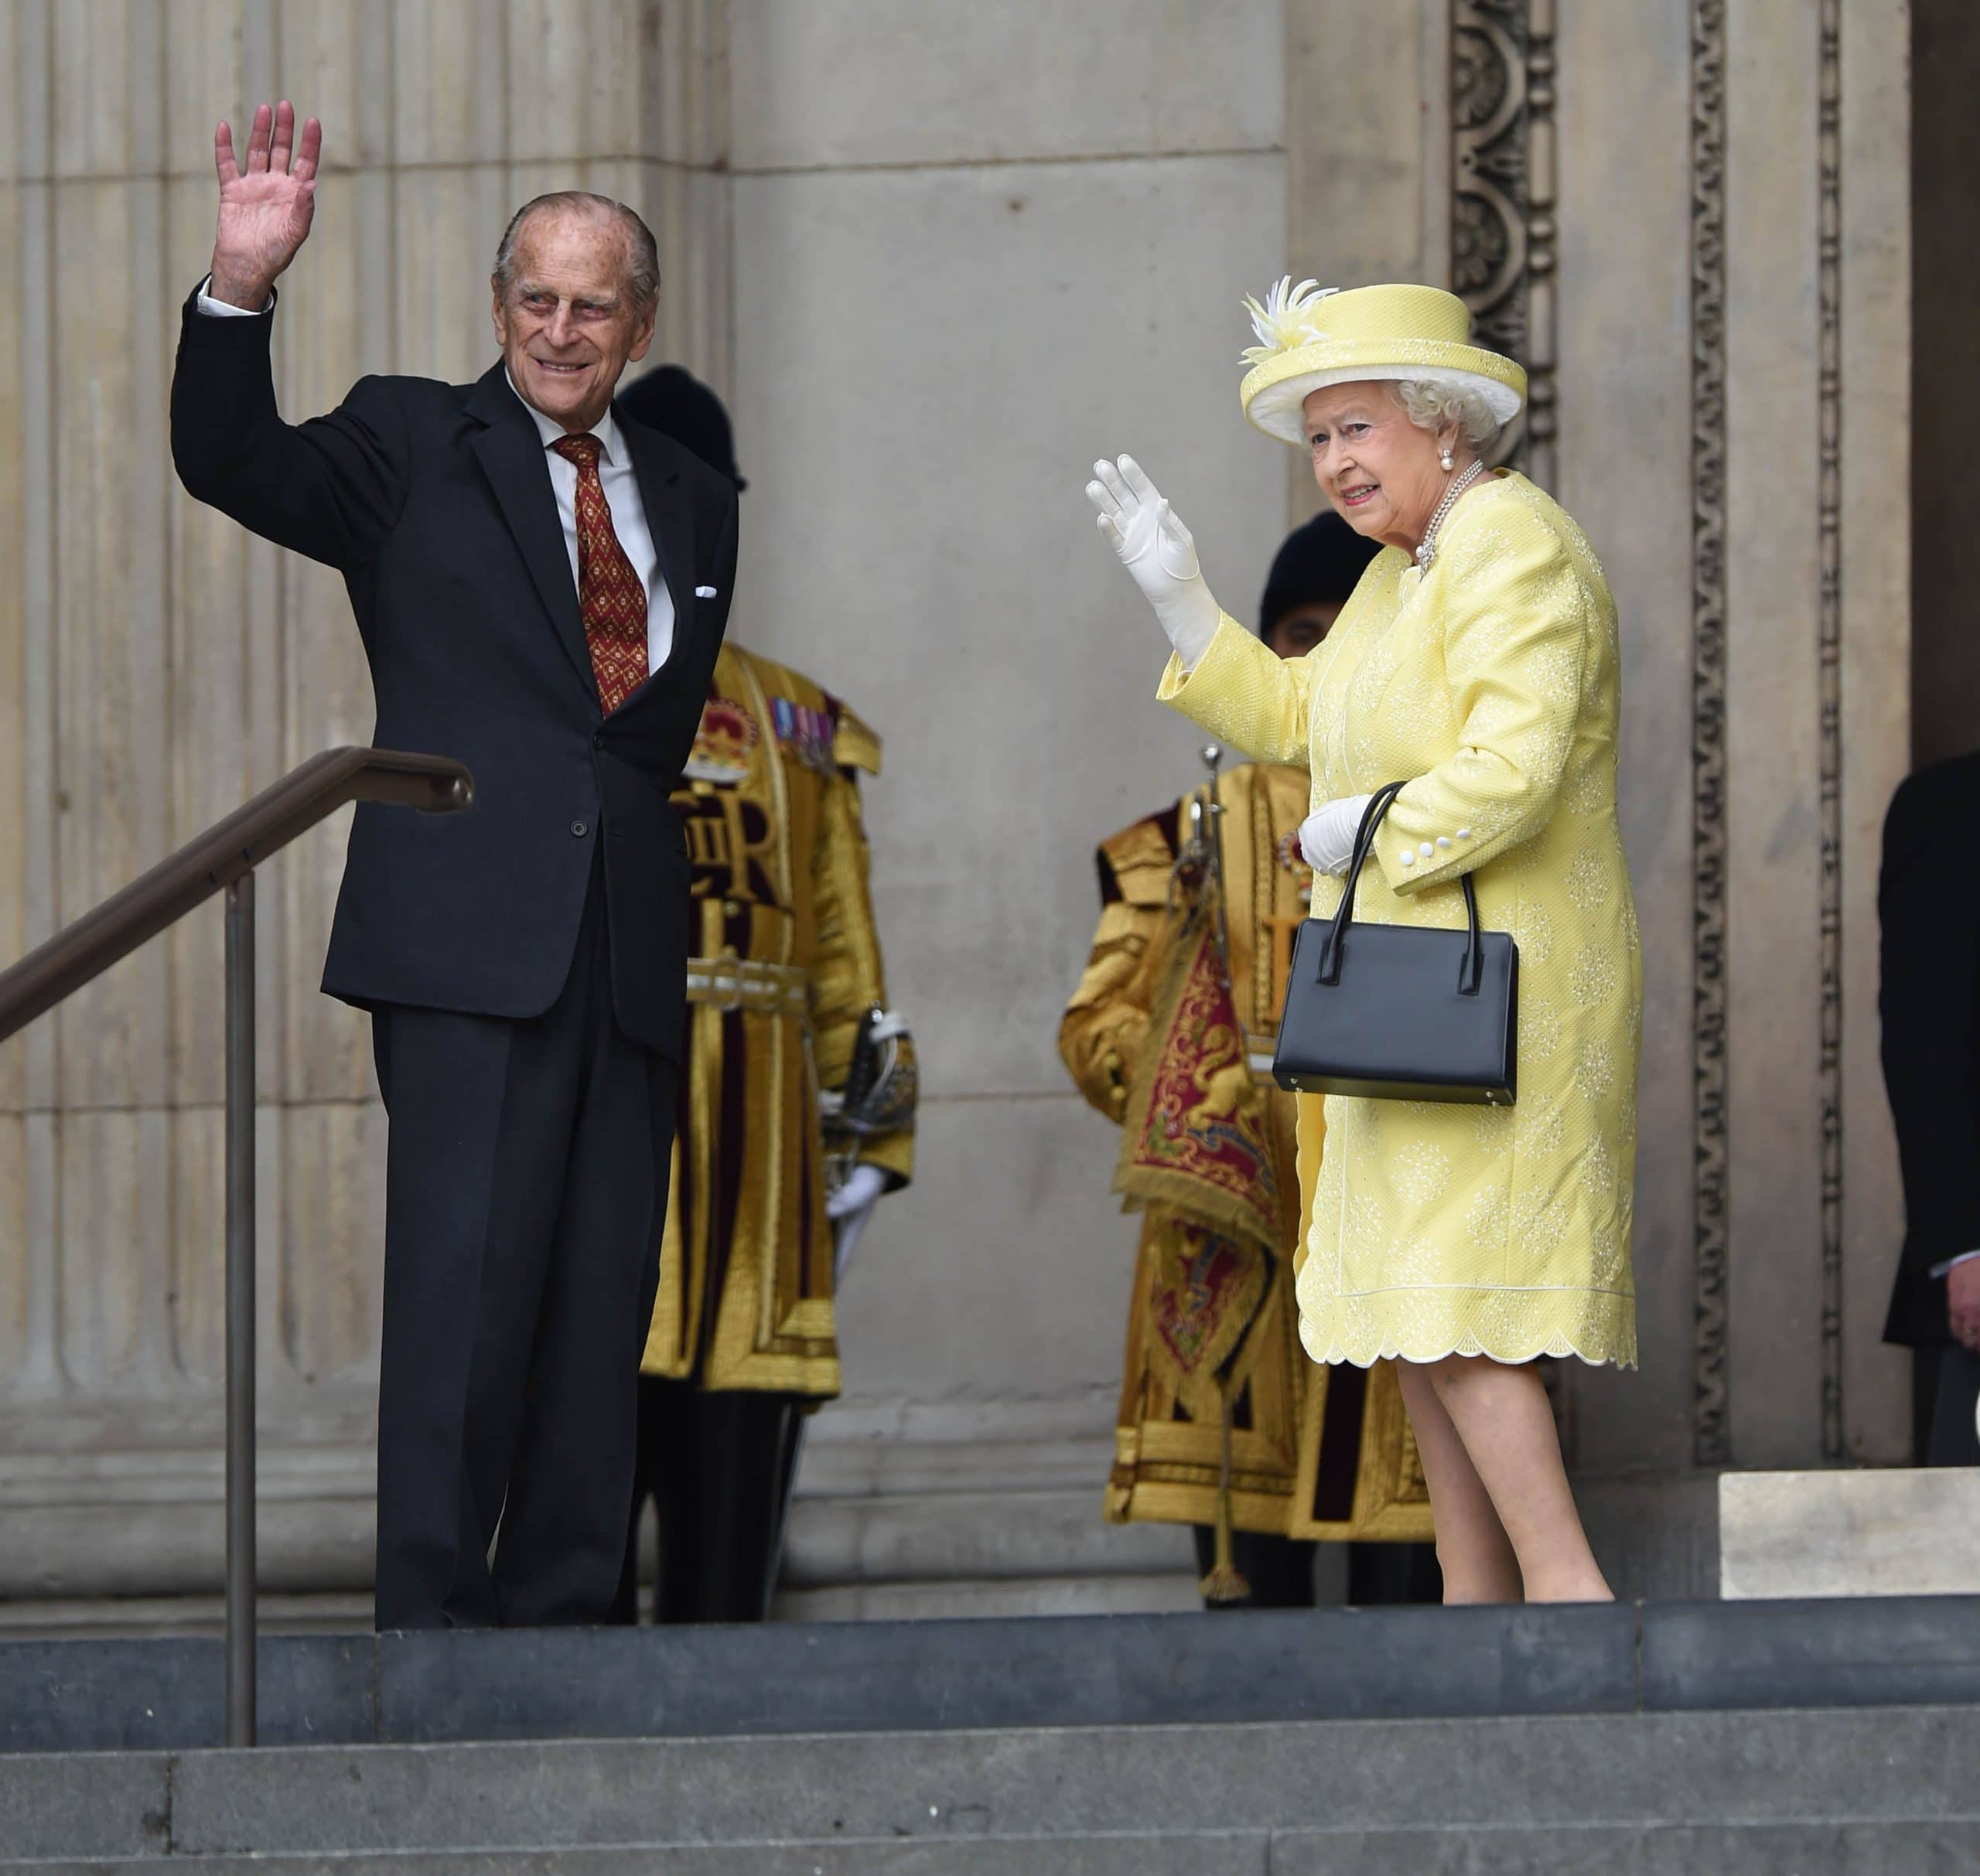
[1114,914,1283,1253]
[1145,1223,1270,1407]
[684,693,760,784]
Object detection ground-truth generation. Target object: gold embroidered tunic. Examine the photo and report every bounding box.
[1158,474,1640,1370]
[1060,761,1431,1543]
[641,642,913,1397]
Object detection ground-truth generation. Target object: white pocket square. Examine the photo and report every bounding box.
[695,585,719,599]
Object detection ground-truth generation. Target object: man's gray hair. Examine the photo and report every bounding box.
[1390,376,1502,451]
[492,192,661,313]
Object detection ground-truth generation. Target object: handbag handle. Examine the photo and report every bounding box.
[1316,780,1486,996]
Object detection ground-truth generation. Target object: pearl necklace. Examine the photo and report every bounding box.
[1413,459,1486,571]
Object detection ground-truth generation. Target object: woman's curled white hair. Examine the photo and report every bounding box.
[1391,376,1501,450]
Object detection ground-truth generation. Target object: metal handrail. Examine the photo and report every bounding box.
[0,747,473,1746]
[0,748,472,1043]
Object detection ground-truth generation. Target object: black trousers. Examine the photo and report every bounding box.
[612,1376,806,1624]
[1190,1529,1442,1608]
[1913,1345,1980,1466]
[370,867,678,1630]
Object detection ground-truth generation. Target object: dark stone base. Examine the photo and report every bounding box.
[3,1594,1978,1756]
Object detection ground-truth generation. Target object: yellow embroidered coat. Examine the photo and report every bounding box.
[1159,473,1640,1370]
[1060,762,1432,1542]
[641,643,914,1397]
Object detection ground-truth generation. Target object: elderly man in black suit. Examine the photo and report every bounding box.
[171,103,738,1627]
[1879,752,1980,1467]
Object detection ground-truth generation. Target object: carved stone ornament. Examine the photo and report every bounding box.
[1690,0,1731,1468]
[1451,0,1557,486]
[1817,0,1845,1462]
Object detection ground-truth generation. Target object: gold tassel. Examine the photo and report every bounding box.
[1197,1394,1252,1605]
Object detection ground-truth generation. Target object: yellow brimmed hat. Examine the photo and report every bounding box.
[1238,278,1527,447]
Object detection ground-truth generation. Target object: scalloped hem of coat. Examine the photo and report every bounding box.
[1299,1323,1639,1372]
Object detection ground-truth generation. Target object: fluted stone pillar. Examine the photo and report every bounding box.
[0,0,732,1600]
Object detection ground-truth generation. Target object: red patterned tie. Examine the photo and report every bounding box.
[551,433,649,713]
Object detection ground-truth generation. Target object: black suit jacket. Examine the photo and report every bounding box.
[169,289,736,1061]
[1879,752,1980,1346]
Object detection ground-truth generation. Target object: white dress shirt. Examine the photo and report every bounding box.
[195,279,676,672]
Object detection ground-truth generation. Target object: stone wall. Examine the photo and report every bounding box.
[728,0,1287,1485]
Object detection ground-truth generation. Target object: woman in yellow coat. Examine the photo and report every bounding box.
[1084,281,1640,1604]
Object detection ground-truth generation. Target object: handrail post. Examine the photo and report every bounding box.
[0,745,473,1748]
[224,871,257,1748]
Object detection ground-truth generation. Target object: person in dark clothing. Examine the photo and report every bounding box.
[172,103,736,1627]
[1879,752,1980,1465]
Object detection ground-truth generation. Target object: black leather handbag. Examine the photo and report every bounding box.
[1272,781,1518,1104]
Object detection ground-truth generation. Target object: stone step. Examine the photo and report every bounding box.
[7,1595,1980,1756]
[1720,1468,1980,1598]
[771,1569,1205,1622]
[13,1820,1980,1874]
[0,1577,1207,1642]
[0,1594,373,1643]
[5,1707,1978,1864]
[779,1485,1193,1588]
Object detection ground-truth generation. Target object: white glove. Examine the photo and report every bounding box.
[1298,795,1374,875]
[828,1162,890,1285]
[1084,455,1222,669]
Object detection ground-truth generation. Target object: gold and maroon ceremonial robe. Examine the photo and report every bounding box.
[641,642,914,1397]
[1060,761,1432,1543]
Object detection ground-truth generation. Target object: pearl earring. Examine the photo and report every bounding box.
[1440,449,1455,472]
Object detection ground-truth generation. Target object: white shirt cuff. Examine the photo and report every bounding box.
[1929,1250,1980,1278]
[195,275,273,318]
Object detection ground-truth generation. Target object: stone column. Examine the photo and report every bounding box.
[1553,0,1910,1489]
[0,0,732,1601]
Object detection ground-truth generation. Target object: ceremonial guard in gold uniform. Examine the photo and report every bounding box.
[611,370,916,1622]
[1061,515,1436,1607]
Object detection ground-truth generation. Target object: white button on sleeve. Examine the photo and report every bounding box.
[1436,836,1451,850]
[1400,849,1415,866]
[1457,827,1473,841]
[1418,842,1435,860]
